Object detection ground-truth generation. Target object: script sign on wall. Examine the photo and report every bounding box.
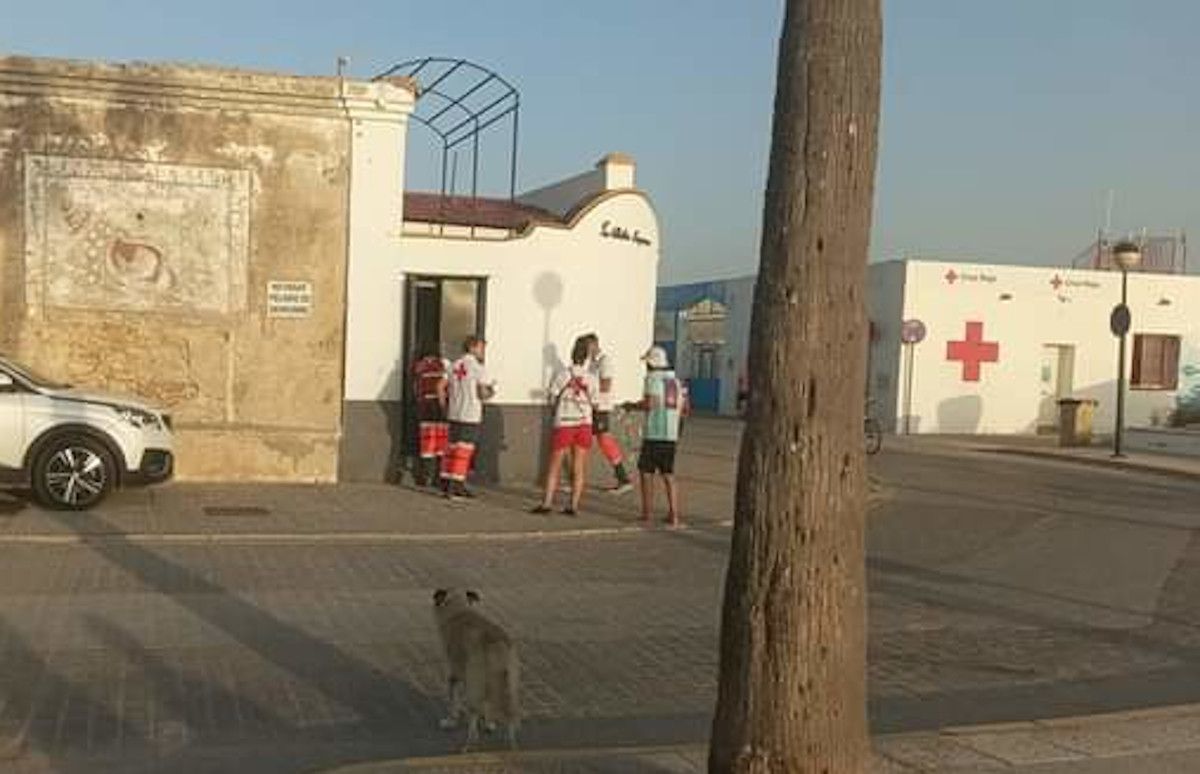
[24,154,251,316]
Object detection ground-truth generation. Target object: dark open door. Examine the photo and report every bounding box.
[400,276,488,458]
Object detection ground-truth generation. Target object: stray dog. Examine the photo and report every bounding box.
[432,588,521,750]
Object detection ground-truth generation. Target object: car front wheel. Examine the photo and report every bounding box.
[32,436,116,511]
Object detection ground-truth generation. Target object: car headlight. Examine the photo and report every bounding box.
[115,406,162,430]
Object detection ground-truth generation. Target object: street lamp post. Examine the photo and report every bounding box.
[1110,240,1142,458]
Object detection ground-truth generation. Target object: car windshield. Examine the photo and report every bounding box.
[0,356,70,389]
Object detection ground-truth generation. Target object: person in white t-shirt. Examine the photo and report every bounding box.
[532,336,598,515]
[582,333,633,494]
[440,335,495,499]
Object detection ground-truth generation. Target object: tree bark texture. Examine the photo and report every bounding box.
[709,1,881,772]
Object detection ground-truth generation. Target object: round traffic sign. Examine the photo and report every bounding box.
[900,319,927,344]
[1110,304,1131,336]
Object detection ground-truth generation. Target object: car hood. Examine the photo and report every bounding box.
[43,386,163,414]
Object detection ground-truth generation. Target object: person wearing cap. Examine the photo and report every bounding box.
[441,335,496,500]
[625,345,687,527]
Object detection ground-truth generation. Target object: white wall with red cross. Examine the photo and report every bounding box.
[876,259,1200,434]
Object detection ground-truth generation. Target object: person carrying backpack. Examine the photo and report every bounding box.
[531,337,598,516]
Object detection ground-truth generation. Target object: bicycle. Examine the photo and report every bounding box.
[612,404,644,454]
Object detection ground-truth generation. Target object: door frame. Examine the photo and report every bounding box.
[399,274,489,452]
[1038,342,1076,430]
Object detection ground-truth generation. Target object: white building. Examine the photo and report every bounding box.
[870,259,1200,436]
[341,148,660,484]
[658,260,1200,437]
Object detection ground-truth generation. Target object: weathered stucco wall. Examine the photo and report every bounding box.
[0,56,409,481]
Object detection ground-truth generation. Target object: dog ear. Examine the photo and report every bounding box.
[466,590,481,604]
[433,589,449,606]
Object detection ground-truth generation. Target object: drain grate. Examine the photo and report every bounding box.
[203,505,271,517]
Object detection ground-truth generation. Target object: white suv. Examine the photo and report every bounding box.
[0,355,175,510]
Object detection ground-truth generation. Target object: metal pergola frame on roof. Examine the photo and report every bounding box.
[375,57,520,200]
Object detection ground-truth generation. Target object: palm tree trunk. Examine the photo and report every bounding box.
[709,0,882,771]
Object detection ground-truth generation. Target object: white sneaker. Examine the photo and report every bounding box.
[609,482,634,495]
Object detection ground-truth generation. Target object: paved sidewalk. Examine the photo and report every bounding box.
[0,419,744,542]
[0,478,733,544]
[982,444,1200,481]
[888,433,1200,481]
[875,702,1200,771]
[324,703,1200,772]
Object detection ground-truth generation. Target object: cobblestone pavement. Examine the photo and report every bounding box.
[1,422,1200,771]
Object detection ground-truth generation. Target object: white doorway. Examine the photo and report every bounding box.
[1038,344,1076,430]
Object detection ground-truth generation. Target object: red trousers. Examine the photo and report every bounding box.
[418,421,449,459]
[440,422,479,483]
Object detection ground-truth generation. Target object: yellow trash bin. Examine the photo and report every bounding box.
[1057,398,1098,447]
[1076,399,1098,444]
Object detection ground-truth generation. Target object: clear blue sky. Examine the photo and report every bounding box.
[3,1,1197,282]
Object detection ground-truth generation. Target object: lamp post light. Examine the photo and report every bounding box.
[1110,240,1142,458]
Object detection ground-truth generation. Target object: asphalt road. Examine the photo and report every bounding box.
[2,425,1200,771]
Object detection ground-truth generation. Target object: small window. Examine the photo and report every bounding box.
[1131,334,1181,391]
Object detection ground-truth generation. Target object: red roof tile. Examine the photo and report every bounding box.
[403,192,562,231]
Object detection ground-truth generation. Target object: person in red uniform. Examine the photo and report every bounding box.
[441,336,495,499]
[411,345,449,488]
[581,333,634,494]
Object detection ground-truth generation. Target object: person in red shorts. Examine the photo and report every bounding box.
[411,345,449,488]
[531,337,597,516]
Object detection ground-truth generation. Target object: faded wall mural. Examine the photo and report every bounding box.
[24,154,250,315]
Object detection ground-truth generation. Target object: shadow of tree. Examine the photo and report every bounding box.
[47,512,442,757]
[0,616,123,772]
[0,493,28,516]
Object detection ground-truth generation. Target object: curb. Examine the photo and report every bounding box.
[0,523,735,546]
[876,701,1200,770]
[981,446,1200,483]
[318,702,1200,772]
[324,744,704,772]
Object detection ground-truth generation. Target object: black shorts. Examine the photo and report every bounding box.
[638,440,677,475]
[592,410,611,435]
[448,421,479,445]
[417,401,446,423]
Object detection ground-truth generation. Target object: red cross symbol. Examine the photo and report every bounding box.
[454,362,468,380]
[945,269,959,285]
[946,321,999,382]
[1050,274,1063,290]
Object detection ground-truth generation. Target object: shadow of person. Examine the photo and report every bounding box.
[0,491,29,516]
[380,361,408,485]
[475,404,506,486]
[532,271,565,489]
[534,342,567,487]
